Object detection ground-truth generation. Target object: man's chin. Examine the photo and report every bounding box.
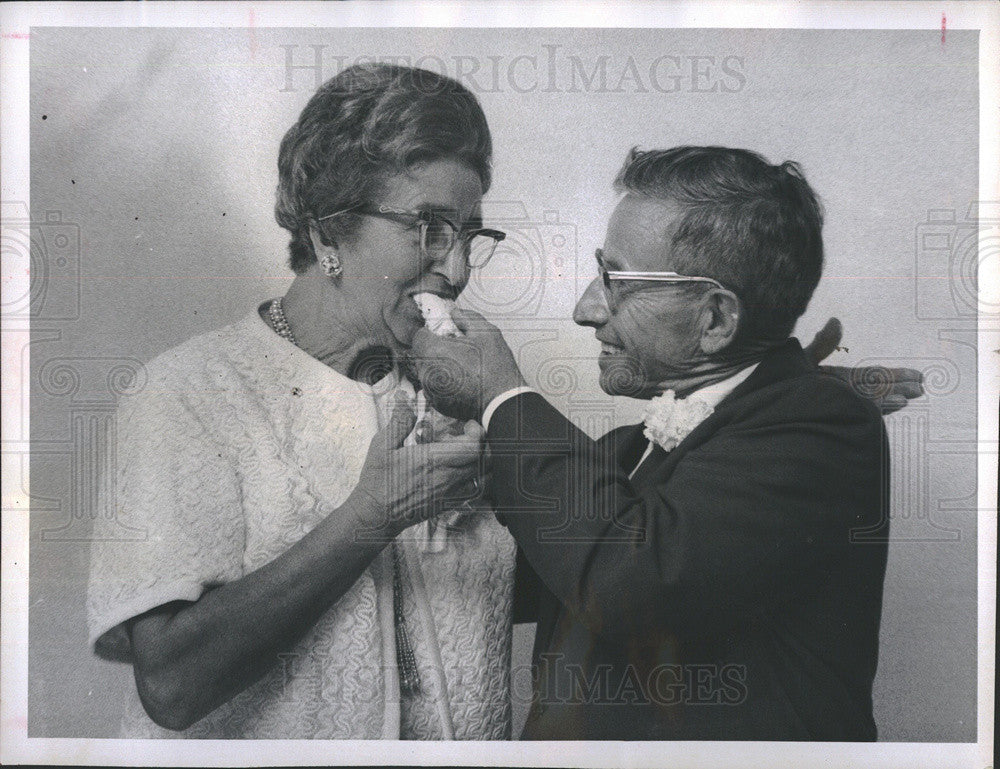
[598,358,652,398]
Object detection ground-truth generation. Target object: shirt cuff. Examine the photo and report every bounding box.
[482,387,536,431]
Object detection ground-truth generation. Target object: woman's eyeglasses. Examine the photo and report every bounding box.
[318,205,506,269]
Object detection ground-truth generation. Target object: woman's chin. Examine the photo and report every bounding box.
[384,304,425,349]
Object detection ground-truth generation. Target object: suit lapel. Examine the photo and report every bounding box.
[629,442,670,487]
[599,422,649,473]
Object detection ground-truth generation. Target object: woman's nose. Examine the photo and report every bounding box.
[573,277,610,328]
[435,247,471,290]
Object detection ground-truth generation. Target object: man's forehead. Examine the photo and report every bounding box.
[605,193,684,270]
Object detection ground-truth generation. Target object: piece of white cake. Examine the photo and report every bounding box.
[413,292,462,337]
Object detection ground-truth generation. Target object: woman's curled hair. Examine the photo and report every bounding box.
[275,63,494,273]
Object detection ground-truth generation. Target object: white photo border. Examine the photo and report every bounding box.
[1,2,996,767]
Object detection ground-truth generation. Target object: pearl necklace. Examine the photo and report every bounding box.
[268,297,298,347]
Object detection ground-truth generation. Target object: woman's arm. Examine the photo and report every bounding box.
[803,317,924,414]
[129,398,484,731]
[129,490,385,731]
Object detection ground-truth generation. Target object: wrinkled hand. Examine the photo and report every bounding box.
[413,406,471,444]
[409,308,526,422]
[804,318,844,365]
[804,317,925,415]
[350,393,487,537]
[823,365,924,415]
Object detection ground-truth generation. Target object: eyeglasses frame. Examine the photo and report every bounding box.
[596,251,732,310]
[317,204,506,269]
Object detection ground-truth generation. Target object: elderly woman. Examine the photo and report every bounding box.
[87,63,517,739]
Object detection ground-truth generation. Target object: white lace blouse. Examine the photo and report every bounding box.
[87,308,517,739]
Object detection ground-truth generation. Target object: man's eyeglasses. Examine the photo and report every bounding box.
[318,205,506,269]
[596,249,730,309]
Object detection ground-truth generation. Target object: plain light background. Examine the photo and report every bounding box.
[27,27,978,740]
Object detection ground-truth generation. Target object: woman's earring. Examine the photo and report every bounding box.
[320,253,342,278]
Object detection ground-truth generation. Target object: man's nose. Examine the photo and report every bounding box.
[573,277,610,328]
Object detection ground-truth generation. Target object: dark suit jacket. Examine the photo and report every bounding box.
[490,339,890,740]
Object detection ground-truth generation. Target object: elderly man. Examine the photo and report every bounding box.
[412,146,900,740]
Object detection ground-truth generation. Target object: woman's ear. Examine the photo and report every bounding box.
[308,223,338,255]
[309,224,343,278]
[699,289,741,355]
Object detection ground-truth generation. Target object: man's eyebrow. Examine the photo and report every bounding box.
[410,202,459,221]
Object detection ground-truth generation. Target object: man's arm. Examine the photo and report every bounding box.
[511,546,543,625]
[411,309,891,639]
[486,386,887,640]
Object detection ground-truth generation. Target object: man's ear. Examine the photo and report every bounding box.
[699,289,741,355]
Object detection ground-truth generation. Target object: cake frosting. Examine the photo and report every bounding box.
[412,292,462,337]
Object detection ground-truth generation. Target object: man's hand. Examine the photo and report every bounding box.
[804,317,925,415]
[409,308,527,422]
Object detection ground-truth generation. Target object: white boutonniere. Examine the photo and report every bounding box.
[642,390,715,452]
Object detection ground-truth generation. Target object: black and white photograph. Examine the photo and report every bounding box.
[1,2,996,767]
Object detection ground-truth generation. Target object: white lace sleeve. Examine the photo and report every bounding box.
[87,380,246,661]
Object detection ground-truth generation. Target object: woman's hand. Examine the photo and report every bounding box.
[350,393,486,538]
[804,317,924,415]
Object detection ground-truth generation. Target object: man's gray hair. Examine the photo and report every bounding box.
[615,146,824,342]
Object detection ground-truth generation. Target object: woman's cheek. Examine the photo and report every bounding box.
[385,291,424,341]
